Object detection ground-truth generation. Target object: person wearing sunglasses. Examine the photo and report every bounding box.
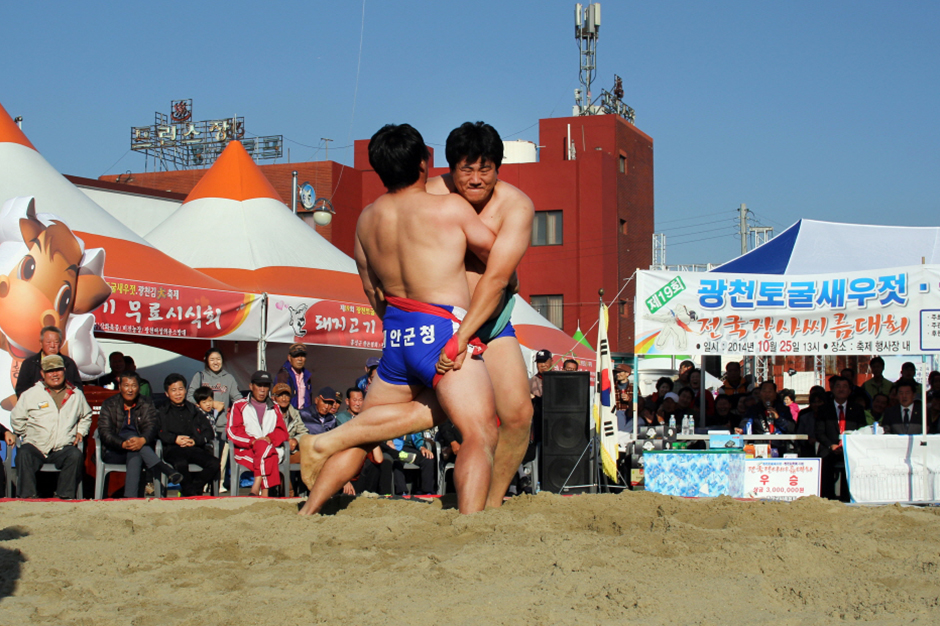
[301,387,340,436]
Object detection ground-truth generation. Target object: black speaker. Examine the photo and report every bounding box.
[540,371,592,493]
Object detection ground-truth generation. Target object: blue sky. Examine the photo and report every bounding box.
[3,1,938,266]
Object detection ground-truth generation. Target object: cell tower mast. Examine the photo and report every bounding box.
[573,4,636,123]
[574,3,600,115]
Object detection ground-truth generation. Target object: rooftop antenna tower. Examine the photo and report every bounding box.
[573,4,636,123]
[574,3,601,115]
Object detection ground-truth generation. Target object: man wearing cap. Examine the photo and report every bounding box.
[355,357,381,394]
[304,387,340,435]
[227,371,289,497]
[272,382,310,497]
[275,343,313,411]
[11,354,92,498]
[529,350,554,398]
[14,325,84,398]
[614,363,632,390]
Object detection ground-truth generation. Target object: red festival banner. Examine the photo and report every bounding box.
[95,277,261,341]
[267,295,383,349]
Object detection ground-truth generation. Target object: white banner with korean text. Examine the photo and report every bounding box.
[635,266,940,356]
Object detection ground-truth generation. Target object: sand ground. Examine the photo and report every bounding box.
[1,492,939,625]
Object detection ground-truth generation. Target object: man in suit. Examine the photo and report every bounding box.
[881,380,925,434]
[815,375,867,501]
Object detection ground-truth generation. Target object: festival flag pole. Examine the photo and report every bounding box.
[593,289,620,483]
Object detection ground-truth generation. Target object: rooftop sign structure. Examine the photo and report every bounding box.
[130,99,283,170]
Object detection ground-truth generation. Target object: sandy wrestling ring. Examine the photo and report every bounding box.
[1,492,939,625]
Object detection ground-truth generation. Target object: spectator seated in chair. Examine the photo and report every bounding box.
[157,374,220,496]
[10,354,91,498]
[271,382,310,496]
[227,371,288,497]
[304,387,340,435]
[388,431,436,496]
[98,371,181,498]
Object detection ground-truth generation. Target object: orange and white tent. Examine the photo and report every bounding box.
[0,102,260,341]
[145,141,381,353]
[0,102,262,426]
[510,296,596,373]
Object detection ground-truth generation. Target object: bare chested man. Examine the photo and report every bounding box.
[299,122,534,511]
[298,123,500,515]
[428,121,534,507]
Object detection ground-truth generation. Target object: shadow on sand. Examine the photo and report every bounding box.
[0,526,28,602]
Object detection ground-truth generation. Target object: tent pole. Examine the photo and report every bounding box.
[258,293,268,371]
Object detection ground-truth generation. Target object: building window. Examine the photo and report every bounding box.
[532,211,563,246]
[619,155,626,174]
[531,295,564,329]
[620,218,628,235]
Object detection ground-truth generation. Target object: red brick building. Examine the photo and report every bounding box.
[102,113,653,352]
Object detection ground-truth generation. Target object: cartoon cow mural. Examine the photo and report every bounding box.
[0,196,111,422]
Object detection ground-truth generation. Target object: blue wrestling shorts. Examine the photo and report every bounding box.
[376,298,463,388]
[476,294,516,344]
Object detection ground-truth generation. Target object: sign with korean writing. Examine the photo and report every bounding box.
[267,295,383,350]
[743,458,821,501]
[635,265,940,355]
[130,100,283,169]
[96,278,260,341]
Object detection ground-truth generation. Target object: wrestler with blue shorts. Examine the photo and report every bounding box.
[299,124,503,515]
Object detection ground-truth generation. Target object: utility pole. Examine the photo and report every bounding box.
[739,203,749,254]
[321,137,333,161]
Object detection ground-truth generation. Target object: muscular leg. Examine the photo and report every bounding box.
[482,336,534,508]
[299,378,424,515]
[299,382,444,491]
[434,356,498,513]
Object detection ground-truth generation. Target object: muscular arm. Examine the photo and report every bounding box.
[354,227,386,320]
[455,194,533,349]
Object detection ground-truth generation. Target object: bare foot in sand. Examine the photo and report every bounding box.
[299,434,329,499]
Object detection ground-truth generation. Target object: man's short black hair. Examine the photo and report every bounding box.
[118,371,141,386]
[829,375,849,390]
[678,386,694,398]
[809,390,827,404]
[163,372,187,392]
[445,122,503,171]
[760,380,777,392]
[368,124,429,192]
[346,387,362,399]
[563,359,578,368]
[869,356,885,367]
[193,386,213,404]
[895,379,918,394]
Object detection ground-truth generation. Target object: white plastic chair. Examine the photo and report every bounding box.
[227,440,289,496]
[5,435,84,499]
[93,429,162,499]
[158,439,221,496]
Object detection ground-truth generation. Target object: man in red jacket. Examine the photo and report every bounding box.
[227,371,288,497]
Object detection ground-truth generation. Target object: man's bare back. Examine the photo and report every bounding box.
[354,186,492,313]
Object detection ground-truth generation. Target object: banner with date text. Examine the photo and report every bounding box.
[635,265,940,356]
[95,277,261,341]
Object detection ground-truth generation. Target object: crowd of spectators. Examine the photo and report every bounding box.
[2,332,473,499]
[614,356,940,502]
